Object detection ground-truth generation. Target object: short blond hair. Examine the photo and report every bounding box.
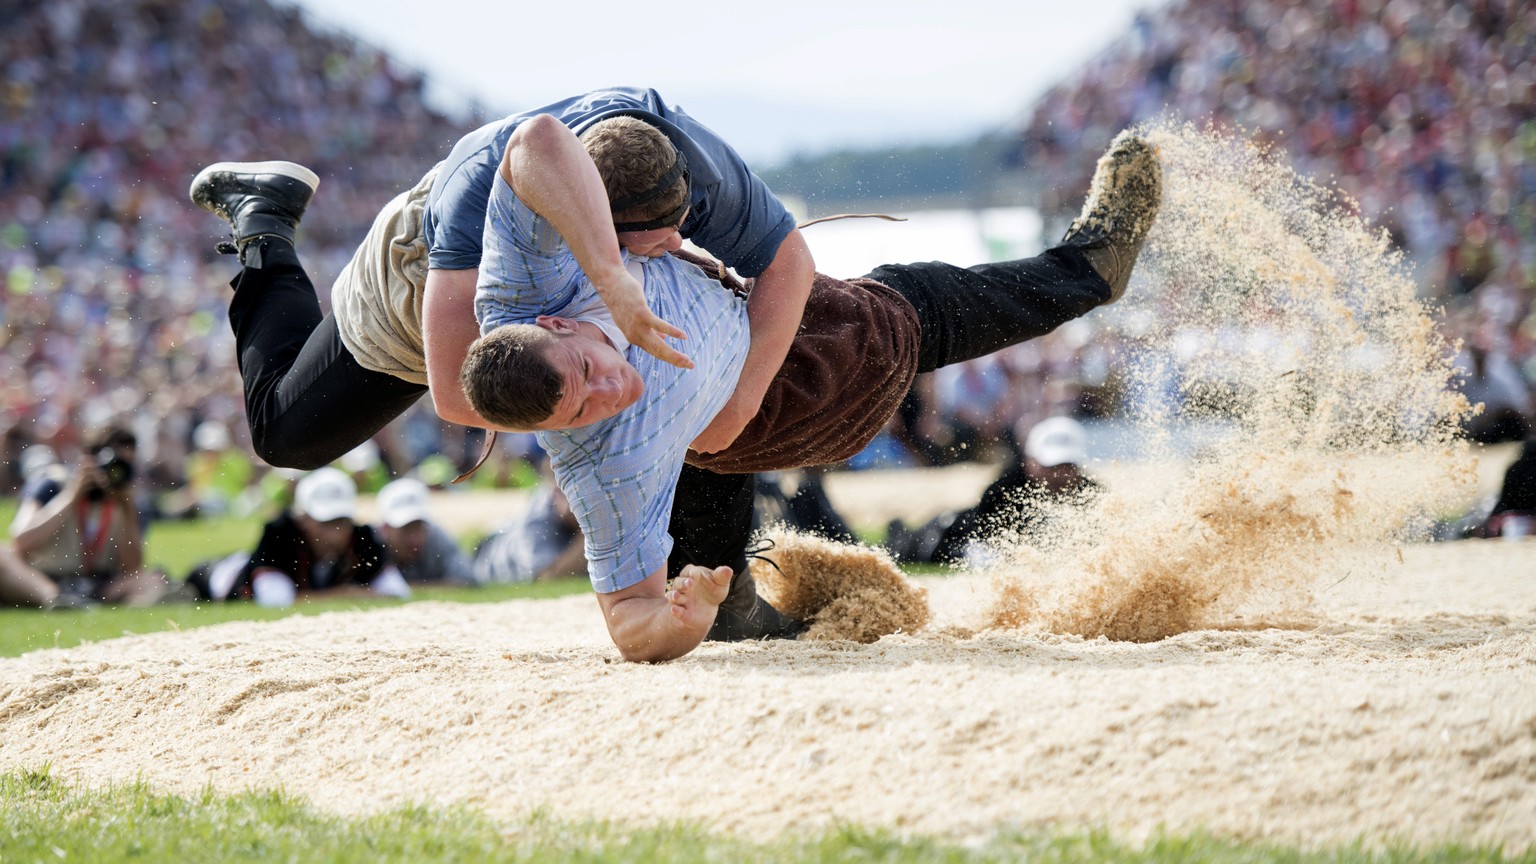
[580,117,688,226]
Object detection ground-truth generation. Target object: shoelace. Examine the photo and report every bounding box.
[744,537,784,577]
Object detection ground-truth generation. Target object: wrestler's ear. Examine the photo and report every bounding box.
[534,315,576,334]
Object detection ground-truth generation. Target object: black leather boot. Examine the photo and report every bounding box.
[189,160,318,268]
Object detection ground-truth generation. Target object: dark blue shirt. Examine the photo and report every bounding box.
[424,87,795,278]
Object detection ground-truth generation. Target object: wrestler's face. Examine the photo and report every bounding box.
[534,317,645,430]
[616,208,689,258]
[297,514,354,558]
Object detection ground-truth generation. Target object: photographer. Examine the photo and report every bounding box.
[7,423,168,606]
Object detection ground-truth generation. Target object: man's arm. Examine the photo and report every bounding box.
[690,228,815,453]
[501,114,691,368]
[422,267,529,431]
[10,466,88,556]
[594,563,732,662]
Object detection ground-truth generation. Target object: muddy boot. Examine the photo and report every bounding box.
[706,565,803,642]
[189,160,318,269]
[1061,130,1162,303]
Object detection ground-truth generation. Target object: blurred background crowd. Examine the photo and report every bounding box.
[1,0,1532,580]
[1009,0,1535,444]
[0,0,492,505]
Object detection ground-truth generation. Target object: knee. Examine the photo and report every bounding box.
[251,430,336,471]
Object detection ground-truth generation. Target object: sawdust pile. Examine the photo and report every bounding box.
[753,525,929,642]
[2,542,1533,851]
[984,123,1478,640]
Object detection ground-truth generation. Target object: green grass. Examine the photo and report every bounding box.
[0,580,588,657]
[0,496,590,659]
[141,514,265,576]
[0,766,1522,864]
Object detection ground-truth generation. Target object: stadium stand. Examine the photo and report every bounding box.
[0,0,483,496]
[2,0,1529,502]
[1008,0,1534,432]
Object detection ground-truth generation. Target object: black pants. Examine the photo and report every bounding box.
[667,244,1110,607]
[229,239,427,469]
[867,245,1109,373]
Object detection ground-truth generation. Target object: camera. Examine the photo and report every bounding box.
[95,447,134,490]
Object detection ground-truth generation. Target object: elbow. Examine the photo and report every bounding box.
[430,393,478,428]
[507,114,567,163]
[609,627,669,664]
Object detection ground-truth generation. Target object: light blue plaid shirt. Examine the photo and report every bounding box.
[477,172,749,593]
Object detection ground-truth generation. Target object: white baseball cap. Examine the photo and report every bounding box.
[294,467,357,522]
[193,420,230,452]
[18,445,57,479]
[1024,416,1088,468]
[377,477,432,528]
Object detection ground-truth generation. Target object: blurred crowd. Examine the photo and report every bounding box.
[0,0,489,500]
[1004,0,1534,442]
[4,0,1534,600]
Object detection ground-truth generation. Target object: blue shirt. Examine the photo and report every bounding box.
[478,172,749,593]
[426,86,795,277]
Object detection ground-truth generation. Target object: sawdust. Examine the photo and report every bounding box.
[981,123,1477,640]
[752,526,929,642]
[0,541,1533,851]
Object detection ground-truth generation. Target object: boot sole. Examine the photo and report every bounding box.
[189,161,320,215]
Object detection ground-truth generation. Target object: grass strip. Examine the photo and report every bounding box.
[0,767,1521,864]
[0,581,589,658]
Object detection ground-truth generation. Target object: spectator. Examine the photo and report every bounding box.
[932,356,1020,463]
[1009,0,1536,428]
[0,0,483,503]
[374,477,476,585]
[0,544,70,608]
[6,422,167,605]
[472,467,586,584]
[7,0,1531,518]
[887,416,1102,565]
[187,467,409,605]
[1484,436,1536,538]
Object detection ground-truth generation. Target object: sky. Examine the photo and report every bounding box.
[282,0,1159,166]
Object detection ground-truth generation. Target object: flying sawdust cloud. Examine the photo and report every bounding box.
[745,123,1477,646]
[753,526,930,642]
[983,121,1478,641]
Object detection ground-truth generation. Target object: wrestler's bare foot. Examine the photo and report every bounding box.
[667,564,733,632]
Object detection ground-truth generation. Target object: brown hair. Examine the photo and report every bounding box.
[580,116,688,226]
[460,325,564,429]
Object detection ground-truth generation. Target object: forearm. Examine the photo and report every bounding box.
[737,229,813,403]
[735,285,808,408]
[596,565,726,663]
[692,231,814,453]
[422,267,524,432]
[10,492,75,555]
[501,115,630,296]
